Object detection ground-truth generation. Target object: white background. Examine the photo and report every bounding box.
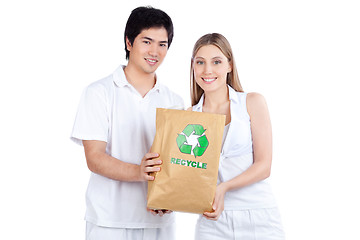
[1,0,359,239]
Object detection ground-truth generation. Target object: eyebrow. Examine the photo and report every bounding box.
[142,37,168,44]
[195,56,224,60]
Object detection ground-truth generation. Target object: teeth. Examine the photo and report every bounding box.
[146,58,157,63]
[203,78,216,82]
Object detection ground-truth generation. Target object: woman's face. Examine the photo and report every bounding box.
[193,44,231,93]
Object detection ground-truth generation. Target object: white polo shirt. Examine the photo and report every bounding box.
[71,65,184,228]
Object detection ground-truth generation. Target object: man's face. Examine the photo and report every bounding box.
[126,27,169,74]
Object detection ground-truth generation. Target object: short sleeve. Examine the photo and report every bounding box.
[176,95,185,110]
[169,93,185,110]
[70,84,109,146]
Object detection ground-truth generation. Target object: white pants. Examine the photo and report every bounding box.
[86,222,175,240]
[195,208,285,240]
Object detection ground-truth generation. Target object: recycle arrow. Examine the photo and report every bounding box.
[176,124,209,157]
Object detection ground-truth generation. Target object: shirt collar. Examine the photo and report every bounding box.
[151,75,162,93]
[193,85,239,111]
[193,94,204,111]
[228,85,239,103]
[113,65,130,87]
[112,65,162,93]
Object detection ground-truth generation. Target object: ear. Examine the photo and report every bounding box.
[226,59,232,73]
[227,64,232,73]
[125,37,132,51]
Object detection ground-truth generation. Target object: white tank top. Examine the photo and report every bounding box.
[222,123,230,149]
[192,85,277,210]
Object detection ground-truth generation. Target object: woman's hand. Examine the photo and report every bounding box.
[203,182,228,220]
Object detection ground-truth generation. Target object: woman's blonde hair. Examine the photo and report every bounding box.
[190,33,243,106]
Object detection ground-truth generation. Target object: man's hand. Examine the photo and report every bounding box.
[139,152,162,181]
[147,208,172,217]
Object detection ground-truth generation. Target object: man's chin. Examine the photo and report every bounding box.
[144,65,161,74]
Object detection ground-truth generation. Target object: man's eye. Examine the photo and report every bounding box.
[143,41,150,44]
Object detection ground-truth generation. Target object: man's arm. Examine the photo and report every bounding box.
[83,140,162,182]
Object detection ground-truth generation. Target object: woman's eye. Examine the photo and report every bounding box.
[214,60,221,64]
[196,61,204,65]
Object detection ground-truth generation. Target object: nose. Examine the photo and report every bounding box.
[204,63,212,74]
[148,44,158,57]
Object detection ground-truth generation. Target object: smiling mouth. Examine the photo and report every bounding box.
[145,58,158,64]
[202,77,217,83]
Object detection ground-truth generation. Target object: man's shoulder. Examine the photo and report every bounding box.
[87,74,114,91]
[81,74,115,103]
[157,83,184,108]
[159,83,182,98]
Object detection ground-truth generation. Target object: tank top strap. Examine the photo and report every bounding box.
[237,92,250,119]
[228,86,250,120]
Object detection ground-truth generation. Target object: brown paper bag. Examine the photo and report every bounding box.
[147,108,226,214]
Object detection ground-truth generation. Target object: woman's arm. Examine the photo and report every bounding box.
[204,92,273,220]
[225,92,272,190]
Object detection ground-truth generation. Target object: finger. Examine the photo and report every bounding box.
[203,214,217,221]
[163,210,172,214]
[144,173,155,181]
[158,210,164,217]
[203,212,220,220]
[144,166,161,173]
[145,152,159,159]
[203,212,216,218]
[212,201,218,211]
[203,209,219,218]
[144,159,162,167]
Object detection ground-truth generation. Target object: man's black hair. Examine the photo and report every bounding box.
[124,6,174,60]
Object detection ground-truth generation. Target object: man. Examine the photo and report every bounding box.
[71,6,183,239]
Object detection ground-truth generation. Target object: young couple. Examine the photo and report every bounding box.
[71,6,285,240]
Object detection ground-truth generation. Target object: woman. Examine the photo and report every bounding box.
[189,33,285,239]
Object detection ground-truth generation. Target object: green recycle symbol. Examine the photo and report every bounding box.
[176,124,209,157]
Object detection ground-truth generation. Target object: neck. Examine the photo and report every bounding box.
[203,84,231,124]
[123,63,156,97]
[203,85,229,110]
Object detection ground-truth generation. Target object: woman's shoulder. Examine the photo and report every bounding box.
[246,92,266,103]
[245,92,268,115]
